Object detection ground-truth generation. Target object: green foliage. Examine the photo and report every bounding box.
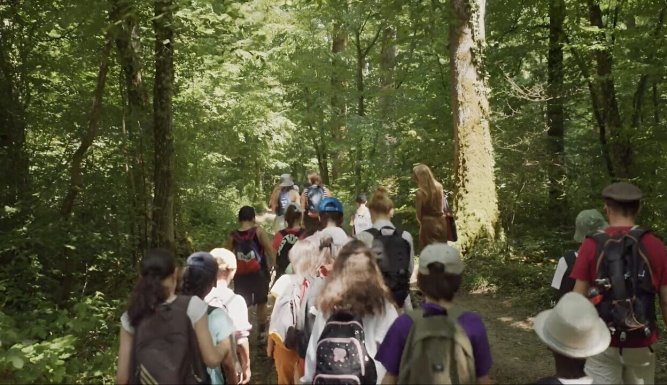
[0,293,118,384]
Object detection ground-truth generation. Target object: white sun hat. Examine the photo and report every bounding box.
[533,292,611,358]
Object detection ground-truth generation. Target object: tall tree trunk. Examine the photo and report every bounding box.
[0,2,30,212]
[587,0,631,179]
[151,0,176,251]
[449,0,499,251]
[111,0,151,253]
[61,36,114,217]
[546,0,566,217]
[329,21,346,185]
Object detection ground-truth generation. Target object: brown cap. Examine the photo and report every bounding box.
[602,182,642,202]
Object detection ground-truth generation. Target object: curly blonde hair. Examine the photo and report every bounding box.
[317,240,390,317]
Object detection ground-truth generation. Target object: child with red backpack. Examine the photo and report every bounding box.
[375,243,493,384]
[272,204,305,279]
[228,206,276,344]
[301,240,398,384]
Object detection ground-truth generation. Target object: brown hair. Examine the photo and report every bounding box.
[417,262,462,301]
[604,198,640,218]
[285,204,302,228]
[367,187,393,215]
[307,171,322,185]
[318,240,390,317]
[413,164,443,207]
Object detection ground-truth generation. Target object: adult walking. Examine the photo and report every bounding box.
[413,164,449,248]
[571,182,667,384]
[269,174,300,232]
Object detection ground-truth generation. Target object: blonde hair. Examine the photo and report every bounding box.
[318,240,390,317]
[307,171,322,185]
[289,240,325,278]
[413,164,443,204]
[367,186,393,215]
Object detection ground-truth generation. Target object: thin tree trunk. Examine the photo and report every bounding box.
[449,0,499,251]
[546,0,566,216]
[60,36,114,217]
[151,0,176,251]
[111,0,151,252]
[588,0,631,179]
[329,20,346,185]
[630,6,666,129]
[0,2,30,211]
[653,82,660,124]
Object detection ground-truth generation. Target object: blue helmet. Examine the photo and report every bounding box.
[318,197,344,213]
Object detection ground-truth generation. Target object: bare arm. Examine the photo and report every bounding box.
[415,191,423,224]
[269,187,279,213]
[194,315,224,368]
[238,338,251,384]
[116,327,133,384]
[573,279,590,296]
[659,286,667,329]
[258,228,276,267]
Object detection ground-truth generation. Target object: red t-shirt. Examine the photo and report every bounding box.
[570,226,667,347]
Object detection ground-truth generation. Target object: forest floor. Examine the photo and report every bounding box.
[247,287,667,384]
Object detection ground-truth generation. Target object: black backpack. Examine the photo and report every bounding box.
[276,228,304,276]
[307,185,325,213]
[592,228,656,343]
[313,311,377,385]
[131,295,210,384]
[556,250,577,299]
[365,227,411,307]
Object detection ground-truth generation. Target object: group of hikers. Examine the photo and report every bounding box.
[115,162,667,385]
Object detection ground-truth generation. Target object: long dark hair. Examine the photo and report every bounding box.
[127,249,176,327]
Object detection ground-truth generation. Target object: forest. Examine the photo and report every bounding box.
[2,0,667,382]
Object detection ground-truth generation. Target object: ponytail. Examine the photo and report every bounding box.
[127,249,176,327]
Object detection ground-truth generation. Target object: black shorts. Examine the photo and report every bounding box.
[233,268,269,306]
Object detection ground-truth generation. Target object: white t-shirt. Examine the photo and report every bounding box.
[205,284,252,337]
[306,226,352,258]
[353,205,373,235]
[551,252,577,290]
[120,295,207,334]
[270,274,293,298]
[301,300,398,384]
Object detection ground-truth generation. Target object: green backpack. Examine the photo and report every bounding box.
[397,307,476,384]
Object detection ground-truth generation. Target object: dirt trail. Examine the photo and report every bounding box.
[249,288,667,383]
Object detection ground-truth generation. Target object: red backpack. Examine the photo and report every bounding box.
[232,228,263,275]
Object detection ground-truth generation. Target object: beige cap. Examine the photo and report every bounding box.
[418,243,464,275]
[602,182,642,202]
[210,247,237,270]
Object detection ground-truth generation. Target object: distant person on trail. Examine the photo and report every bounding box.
[350,193,373,235]
[228,206,276,345]
[532,292,611,385]
[301,171,332,236]
[272,204,305,280]
[375,243,492,384]
[181,252,236,385]
[206,248,253,385]
[356,187,415,311]
[270,174,300,232]
[413,164,449,248]
[116,249,227,384]
[551,209,607,301]
[571,182,667,384]
[301,240,399,385]
[305,196,351,260]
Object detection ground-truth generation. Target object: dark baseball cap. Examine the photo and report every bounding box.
[186,252,218,281]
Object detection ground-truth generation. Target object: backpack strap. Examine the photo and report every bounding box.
[365,227,381,238]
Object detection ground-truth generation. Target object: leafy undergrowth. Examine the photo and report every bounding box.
[0,292,119,384]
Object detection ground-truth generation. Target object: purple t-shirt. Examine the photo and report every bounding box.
[375,303,492,379]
